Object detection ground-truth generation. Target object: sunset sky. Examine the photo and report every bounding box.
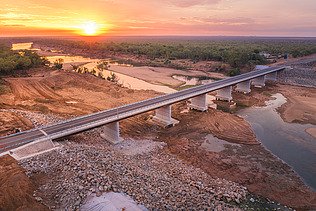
[0,0,315,37]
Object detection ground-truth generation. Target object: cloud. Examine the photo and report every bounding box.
[166,0,221,7]
[179,16,255,26]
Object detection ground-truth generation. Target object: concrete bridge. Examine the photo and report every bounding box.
[0,65,285,157]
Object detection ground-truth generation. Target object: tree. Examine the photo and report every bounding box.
[96,60,109,71]
[228,68,241,76]
[107,72,118,83]
[53,58,64,69]
[98,71,104,78]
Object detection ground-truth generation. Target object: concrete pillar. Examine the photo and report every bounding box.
[100,121,122,144]
[216,86,232,101]
[236,80,251,94]
[265,71,277,81]
[152,105,179,127]
[189,94,208,111]
[252,75,265,87]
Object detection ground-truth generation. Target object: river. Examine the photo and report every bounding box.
[238,93,316,191]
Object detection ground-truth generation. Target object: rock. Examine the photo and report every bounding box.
[98,186,104,192]
[250,197,255,203]
[19,142,249,210]
[34,196,43,202]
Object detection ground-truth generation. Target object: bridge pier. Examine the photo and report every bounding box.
[265,72,277,81]
[252,75,265,87]
[152,105,179,127]
[216,86,232,101]
[236,80,251,93]
[189,94,208,111]
[100,121,122,144]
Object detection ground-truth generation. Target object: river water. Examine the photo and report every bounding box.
[238,93,316,191]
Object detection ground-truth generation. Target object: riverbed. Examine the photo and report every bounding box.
[12,43,316,191]
[48,55,316,191]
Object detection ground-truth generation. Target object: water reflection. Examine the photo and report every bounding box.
[238,93,316,190]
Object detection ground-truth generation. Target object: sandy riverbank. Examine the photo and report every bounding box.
[306,128,316,139]
[109,65,226,87]
[276,84,316,125]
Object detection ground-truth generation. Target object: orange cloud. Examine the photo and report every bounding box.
[0,0,315,37]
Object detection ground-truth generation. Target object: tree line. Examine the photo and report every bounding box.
[36,38,316,69]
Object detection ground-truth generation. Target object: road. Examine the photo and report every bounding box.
[0,65,285,152]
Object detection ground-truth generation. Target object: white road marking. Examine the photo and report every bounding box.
[39,129,48,136]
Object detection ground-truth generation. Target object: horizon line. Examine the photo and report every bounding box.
[1,35,316,38]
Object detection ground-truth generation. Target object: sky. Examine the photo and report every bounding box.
[0,0,316,37]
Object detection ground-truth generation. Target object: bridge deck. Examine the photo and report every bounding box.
[0,66,285,152]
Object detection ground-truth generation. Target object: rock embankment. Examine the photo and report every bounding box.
[20,142,247,210]
[278,65,316,87]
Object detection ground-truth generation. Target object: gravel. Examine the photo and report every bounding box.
[278,65,316,87]
[20,141,248,210]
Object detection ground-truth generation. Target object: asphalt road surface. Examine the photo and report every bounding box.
[0,65,285,152]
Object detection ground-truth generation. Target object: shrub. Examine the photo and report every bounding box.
[228,68,241,76]
[53,58,64,69]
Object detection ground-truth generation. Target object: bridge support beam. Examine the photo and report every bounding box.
[265,72,277,81]
[252,75,265,87]
[236,80,251,94]
[100,121,122,144]
[8,139,59,160]
[189,94,208,111]
[152,105,179,127]
[216,86,232,101]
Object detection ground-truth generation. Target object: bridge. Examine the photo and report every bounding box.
[0,65,285,157]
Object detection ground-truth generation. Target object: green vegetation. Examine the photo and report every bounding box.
[228,68,241,76]
[96,60,109,71]
[0,45,46,76]
[37,38,316,70]
[107,72,118,83]
[53,58,64,69]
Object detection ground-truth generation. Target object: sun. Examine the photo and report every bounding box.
[82,21,99,36]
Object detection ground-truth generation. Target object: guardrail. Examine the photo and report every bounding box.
[0,65,286,152]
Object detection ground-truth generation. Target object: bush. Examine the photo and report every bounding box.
[96,61,109,71]
[0,45,46,75]
[53,58,64,69]
[228,68,241,76]
[107,72,118,83]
